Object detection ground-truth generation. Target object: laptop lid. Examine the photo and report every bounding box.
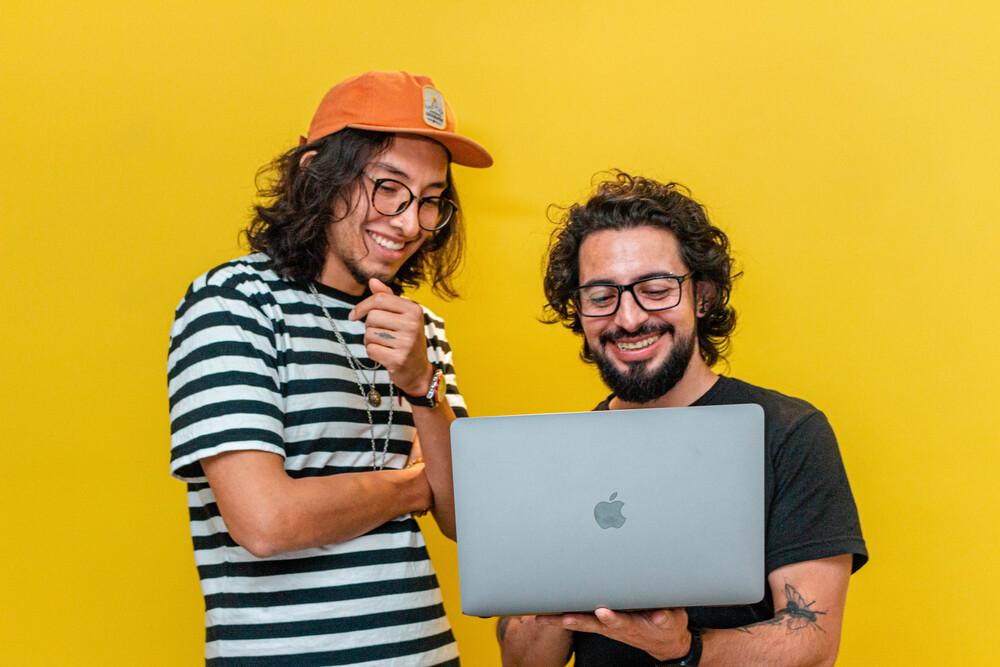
[451,403,765,617]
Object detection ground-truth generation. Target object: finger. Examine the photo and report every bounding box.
[594,607,626,630]
[363,340,407,365]
[651,611,668,626]
[364,329,400,351]
[559,614,604,633]
[369,277,393,295]
[362,310,410,333]
[362,343,393,369]
[350,293,411,320]
[642,609,670,626]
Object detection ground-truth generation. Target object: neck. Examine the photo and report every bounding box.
[610,354,719,410]
[317,260,367,296]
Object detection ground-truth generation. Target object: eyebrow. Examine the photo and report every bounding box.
[579,271,686,288]
[371,161,448,190]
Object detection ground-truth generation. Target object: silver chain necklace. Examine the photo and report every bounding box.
[309,283,394,470]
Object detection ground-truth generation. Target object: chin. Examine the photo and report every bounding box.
[347,260,398,288]
[593,332,696,404]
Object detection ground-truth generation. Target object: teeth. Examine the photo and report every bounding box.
[616,335,660,351]
[370,232,404,251]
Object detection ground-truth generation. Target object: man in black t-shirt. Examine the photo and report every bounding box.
[497,173,867,666]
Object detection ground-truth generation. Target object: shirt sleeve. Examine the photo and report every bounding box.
[421,308,468,418]
[167,283,285,482]
[766,411,868,573]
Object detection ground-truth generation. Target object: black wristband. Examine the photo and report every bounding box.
[399,368,444,408]
[656,626,702,666]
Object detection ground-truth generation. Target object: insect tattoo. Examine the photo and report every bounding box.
[737,583,827,635]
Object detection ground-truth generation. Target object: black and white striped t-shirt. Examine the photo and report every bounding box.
[167,254,464,666]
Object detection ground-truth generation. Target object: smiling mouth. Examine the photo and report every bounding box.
[368,231,405,251]
[615,334,661,351]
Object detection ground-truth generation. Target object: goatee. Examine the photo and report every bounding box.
[343,255,393,292]
[594,323,696,404]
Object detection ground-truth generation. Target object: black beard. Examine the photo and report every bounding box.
[593,323,696,404]
[342,253,397,291]
[343,256,380,289]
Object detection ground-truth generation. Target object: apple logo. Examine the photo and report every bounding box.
[593,492,626,529]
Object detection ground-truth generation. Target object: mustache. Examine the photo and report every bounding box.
[598,322,674,346]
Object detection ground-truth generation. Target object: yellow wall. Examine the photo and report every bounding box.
[3,1,998,664]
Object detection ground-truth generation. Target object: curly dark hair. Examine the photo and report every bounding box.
[543,172,740,367]
[243,128,465,298]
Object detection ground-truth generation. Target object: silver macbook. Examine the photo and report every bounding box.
[451,403,765,617]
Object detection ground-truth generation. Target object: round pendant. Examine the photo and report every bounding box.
[366,387,382,408]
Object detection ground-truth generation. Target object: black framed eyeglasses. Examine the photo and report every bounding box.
[364,173,457,231]
[573,273,694,317]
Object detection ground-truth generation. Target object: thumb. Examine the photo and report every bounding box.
[369,277,393,294]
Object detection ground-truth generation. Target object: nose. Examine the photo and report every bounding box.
[389,200,422,240]
[613,290,649,332]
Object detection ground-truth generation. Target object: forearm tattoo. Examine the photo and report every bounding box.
[737,583,827,635]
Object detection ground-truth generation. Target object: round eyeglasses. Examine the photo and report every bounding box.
[364,173,457,231]
[573,273,693,317]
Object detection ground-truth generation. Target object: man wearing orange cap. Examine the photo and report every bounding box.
[167,71,491,665]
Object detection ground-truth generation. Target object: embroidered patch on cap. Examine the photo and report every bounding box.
[422,87,447,129]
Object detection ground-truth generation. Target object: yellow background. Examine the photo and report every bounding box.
[3,1,998,664]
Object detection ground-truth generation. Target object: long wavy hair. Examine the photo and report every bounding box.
[243,128,464,298]
[543,172,740,367]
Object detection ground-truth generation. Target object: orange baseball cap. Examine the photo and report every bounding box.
[302,71,493,168]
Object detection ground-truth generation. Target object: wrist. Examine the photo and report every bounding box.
[655,626,701,666]
[400,367,445,408]
[398,364,434,399]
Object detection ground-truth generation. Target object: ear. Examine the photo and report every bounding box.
[695,281,715,318]
[299,150,318,169]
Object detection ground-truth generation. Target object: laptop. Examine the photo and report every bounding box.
[451,403,765,617]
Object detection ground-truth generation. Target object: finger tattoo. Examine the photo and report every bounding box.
[375,331,396,340]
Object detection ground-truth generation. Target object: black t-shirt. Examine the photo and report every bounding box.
[573,376,868,666]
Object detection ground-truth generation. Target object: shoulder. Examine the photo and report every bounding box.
[715,376,829,443]
[169,254,297,347]
[174,253,291,316]
[184,253,283,299]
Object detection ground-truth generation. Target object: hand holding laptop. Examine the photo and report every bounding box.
[535,607,693,662]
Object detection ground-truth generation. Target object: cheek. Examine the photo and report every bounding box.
[680,310,700,334]
[580,320,605,346]
[329,220,361,247]
[330,200,367,234]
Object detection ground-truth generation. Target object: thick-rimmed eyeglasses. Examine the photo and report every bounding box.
[364,173,457,231]
[573,273,694,317]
